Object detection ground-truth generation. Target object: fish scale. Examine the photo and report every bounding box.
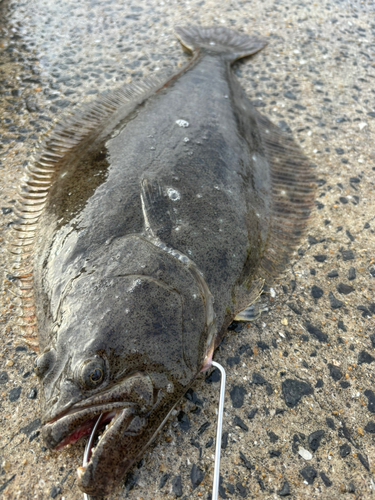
[10,25,315,497]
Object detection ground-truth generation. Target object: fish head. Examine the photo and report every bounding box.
[36,265,209,496]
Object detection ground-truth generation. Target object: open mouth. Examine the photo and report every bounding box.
[42,401,138,452]
[53,407,120,451]
[41,372,159,495]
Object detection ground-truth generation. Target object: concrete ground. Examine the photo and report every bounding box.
[0,0,374,498]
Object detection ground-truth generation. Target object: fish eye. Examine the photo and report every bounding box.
[78,357,105,390]
[34,349,56,378]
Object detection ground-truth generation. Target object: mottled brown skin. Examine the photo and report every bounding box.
[31,27,313,496]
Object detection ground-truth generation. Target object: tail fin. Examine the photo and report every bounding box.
[175,25,267,63]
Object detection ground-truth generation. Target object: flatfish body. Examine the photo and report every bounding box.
[11,26,315,496]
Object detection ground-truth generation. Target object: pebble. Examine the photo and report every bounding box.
[337,320,347,331]
[190,464,204,490]
[50,486,61,498]
[236,482,248,498]
[205,368,220,384]
[277,481,290,497]
[221,431,228,450]
[1,207,13,215]
[357,351,374,365]
[336,283,354,295]
[313,254,327,262]
[268,431,279,443]
[311,285,323,298]
[159,473,169,489]
[308,430,325,451]
[0,371,9,384]
[348,267,356,280]
[230,385,247,408]
[29,430,40,442]
[19,418,41,436]
[198,422,210,435]
[248,408,258,420]
[339,443,351,457]
[341,250,355,261]
[252,372,266,385]
[328,364,343,381]
[171,475,183,497]
[298,447,312,460]
[364,390,375,413]
[205,437,213,448]
[327,270,339,278]
[328,292,343,309]
[184,389,202,405]
[357,452,369,471]
[364,421,375,433]
[300,465,317,484]
[284,91,297,100]
[233,415,248,431]
[27,388,38,400]
[239,451,253,470]
[8,386,21,402]
[320,472,332,487]
[177,411,190,432]
[226,355,240,367]
[269,450,281,458]
[305,323,328,342]
[281,379,313,408]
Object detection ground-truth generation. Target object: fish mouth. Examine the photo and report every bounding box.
[43,400,148,496]
[42,372,157,495]
[42,401,137,450]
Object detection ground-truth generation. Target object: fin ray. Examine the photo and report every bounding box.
[9,72,173,350]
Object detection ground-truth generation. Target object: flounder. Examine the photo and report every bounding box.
[11,26,315,497]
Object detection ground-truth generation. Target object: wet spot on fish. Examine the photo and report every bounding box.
[183,137,190,142]
[175,119,189,128]
[167,188,180,201]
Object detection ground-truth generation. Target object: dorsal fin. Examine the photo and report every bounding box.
[253,111,316,282]
[9,74,172,351]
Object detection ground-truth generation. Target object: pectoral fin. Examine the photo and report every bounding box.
[234,301,267,322]
[140,176,175,240]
